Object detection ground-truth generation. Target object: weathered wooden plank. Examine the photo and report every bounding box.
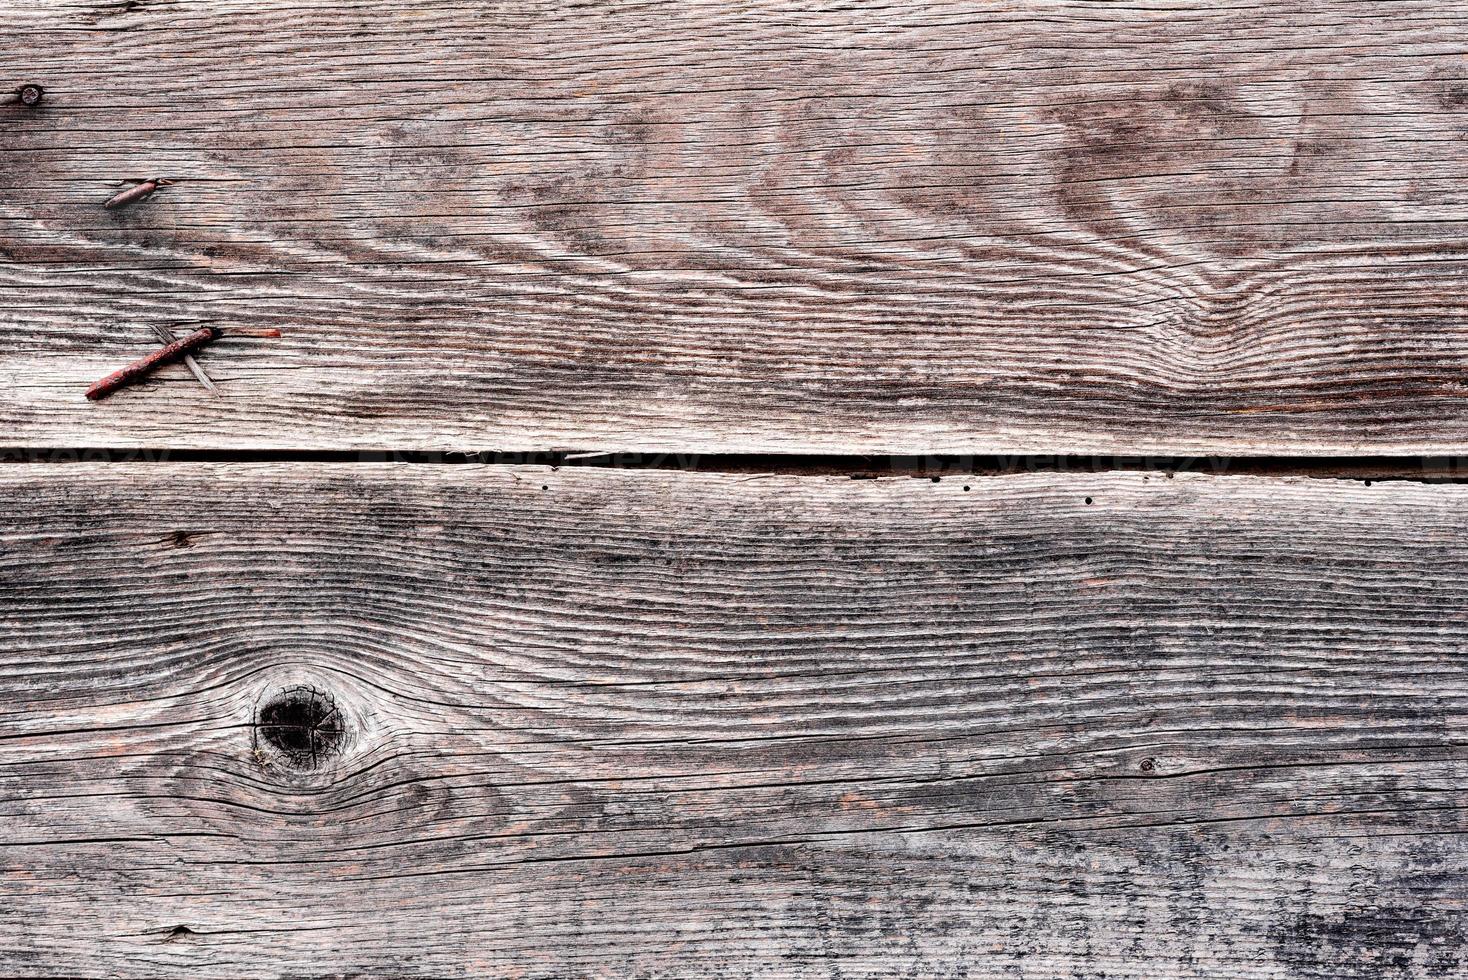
[1,463,1464,977]
[3,1,1468,452]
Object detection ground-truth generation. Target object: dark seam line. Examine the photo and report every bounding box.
[2,448,1467,482]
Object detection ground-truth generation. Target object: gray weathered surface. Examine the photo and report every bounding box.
[1,463,1464,977]
[4,1,1468,453]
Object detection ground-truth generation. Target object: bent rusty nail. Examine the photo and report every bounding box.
[87,326,220,400]
[104,177,174,210]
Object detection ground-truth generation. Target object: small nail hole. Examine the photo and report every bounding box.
[1084,497,1093,505]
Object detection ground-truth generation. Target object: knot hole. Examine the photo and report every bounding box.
[254,685,345,770]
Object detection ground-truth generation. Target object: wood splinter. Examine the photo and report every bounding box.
[104,178,174,210]
[86,327,281,401]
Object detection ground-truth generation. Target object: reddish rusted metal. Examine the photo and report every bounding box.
[86,327,221,401]
[103,178,172,210]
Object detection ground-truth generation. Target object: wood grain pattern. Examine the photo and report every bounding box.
[1,463,1464,977]
[3,1,1468,453]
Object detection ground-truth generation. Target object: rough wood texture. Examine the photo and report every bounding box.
[3,2,1468,453]
[1,463,1464,977]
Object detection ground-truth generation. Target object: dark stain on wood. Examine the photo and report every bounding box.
[1271,902,1467,979]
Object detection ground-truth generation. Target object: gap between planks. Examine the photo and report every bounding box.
[2,448,1468,484]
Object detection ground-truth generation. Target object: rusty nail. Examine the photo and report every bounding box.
[87,327,221,400]
[104,177,174,210]
[86,326,281,400]
[151,323,217,393]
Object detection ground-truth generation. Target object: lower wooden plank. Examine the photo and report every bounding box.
[0,464,1464,978]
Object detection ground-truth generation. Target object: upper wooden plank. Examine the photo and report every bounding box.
[2,0,1468,453]
[2,464,1467,976]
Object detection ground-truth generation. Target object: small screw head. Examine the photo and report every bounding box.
[17,84,42,106]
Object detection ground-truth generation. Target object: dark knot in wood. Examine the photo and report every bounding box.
[253,685,345,770]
